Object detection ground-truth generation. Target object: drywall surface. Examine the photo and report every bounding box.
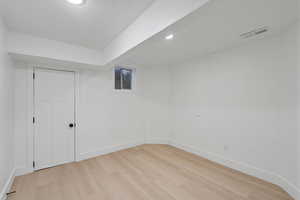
[6,0,211,67]
[0,18,14,196]
[7,32,104,66]
[13,63,28,173]
[13,65,170,172]
[297,20,300,194]
[170,23,298,189]
[103,0,210,64]
[77,66,170,158]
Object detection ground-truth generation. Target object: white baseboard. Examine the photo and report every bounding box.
[0,168,16,200]
[77,141,145,161]
[15,167,33,177]
[169,141,300,200]
[145,139,170,144]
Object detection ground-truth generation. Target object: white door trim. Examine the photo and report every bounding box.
[27,66,79,172]
[26,66,34,174]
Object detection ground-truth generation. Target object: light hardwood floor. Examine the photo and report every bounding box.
[9,144,293,200]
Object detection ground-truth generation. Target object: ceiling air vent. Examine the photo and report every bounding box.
[240,26,269,39]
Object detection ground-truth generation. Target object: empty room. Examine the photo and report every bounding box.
[0,0,299,199]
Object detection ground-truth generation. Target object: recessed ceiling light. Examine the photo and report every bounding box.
[66,0,86,5]
[165,34,174,40]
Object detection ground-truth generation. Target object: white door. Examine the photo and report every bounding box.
[34,68,75,170]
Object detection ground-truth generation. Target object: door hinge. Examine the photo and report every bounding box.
[33,117,35,123]
[33,73,35,79]
[33,161,35,168]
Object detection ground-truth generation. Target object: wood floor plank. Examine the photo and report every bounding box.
[9,144,294,200]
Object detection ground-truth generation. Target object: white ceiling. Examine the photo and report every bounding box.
[114,0,299,67]
[1,0,154,50]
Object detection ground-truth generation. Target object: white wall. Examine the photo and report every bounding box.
[297,19,300,194]
[13,62,28,173]
[0,18,15,198]
[13,64,170,171]
[170,23,298,194]
[77,66,170,159]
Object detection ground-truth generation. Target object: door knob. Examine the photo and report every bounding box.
[69,123,74,128]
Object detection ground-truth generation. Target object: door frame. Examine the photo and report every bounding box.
[27,66,80,172]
